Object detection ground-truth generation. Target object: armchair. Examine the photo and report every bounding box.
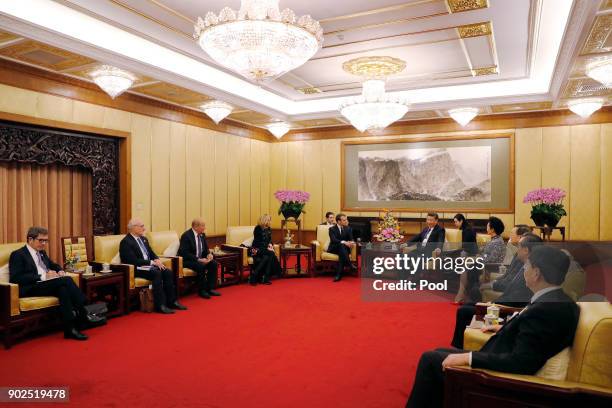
[0,241,81,348]
[61,237,90,272]
[222,226,280,282]
[447,302,612,407]
[145,231,188,294]
[310,225,357,277]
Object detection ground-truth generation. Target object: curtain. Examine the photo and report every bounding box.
[0,161,93,263]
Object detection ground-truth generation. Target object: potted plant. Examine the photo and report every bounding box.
[64,246,81,272]
[274,190,310,219]
[523,188,567,228]
[373,210,404,242]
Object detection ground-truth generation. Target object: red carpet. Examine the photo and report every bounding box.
[0,278,456,408]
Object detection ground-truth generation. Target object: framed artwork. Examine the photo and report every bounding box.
[341,133,514,213]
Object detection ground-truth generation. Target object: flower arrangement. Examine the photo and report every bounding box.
[274,190,310,219]
[64,247,81,272]
[523,188,567,227]
[373,210,404,242]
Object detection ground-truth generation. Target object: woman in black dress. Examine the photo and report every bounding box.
[452,213,478,303]
[249,214,281,285]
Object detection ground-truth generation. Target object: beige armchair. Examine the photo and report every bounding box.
[222,226,280,281]
[447,302,612,407]
[146,230,194,295]
[310,225,357,276]
[0,241,81,348]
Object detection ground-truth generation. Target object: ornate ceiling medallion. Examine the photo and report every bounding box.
[457,22,492,39]
[447,0,489,13]
[342,56,406,79]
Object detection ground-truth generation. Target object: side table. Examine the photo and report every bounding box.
[80,271,126,317]
[213,251,242,286]
[280,244,313,278]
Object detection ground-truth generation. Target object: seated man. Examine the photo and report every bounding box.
[408,212,445,256]
[327,213,356,282]
[501,224,532,265]
[178,218,221,299]
[119,218,186,314]
[9,226,102,340]
[451,233,542,348]
[484,225,534,292]
[321,211,336,226]
[406,245,580,408]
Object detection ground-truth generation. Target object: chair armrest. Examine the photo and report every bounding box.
[444,367,612,408]
[311,241,322,262]
[221,245,248,267]
[350,244,357,262]
[0,282,20,318]
[273,244,280,259]
[463,327,493,351]
[66,272,80,287]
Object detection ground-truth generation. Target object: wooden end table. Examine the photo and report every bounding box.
[212,251,241,286]
[80,271,126,317]
[280,244,313,278]
[532,225,566,242]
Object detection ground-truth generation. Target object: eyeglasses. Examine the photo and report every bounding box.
[34,238,49,243]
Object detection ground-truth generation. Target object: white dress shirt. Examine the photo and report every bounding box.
[26,244,47,281]
[422,228,433,244]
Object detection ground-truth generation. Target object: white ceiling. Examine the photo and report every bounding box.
[0,0,604,125]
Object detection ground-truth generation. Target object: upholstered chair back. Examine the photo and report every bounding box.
[146,231,180,256]
[562,261,586,301]
[316,225,332,251]
[445,228,462,243]
[566,302,612,388]
[94,234,125,263]
[62,237,89,271]
[476,233,491,246]
[0,242,25,283]
[226,226,255,246]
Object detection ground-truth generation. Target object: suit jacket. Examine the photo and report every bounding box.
[119,234,159,267]
[409,224,445,252]
[472,289,579,374]
[495,264,533,306]
[9,246,62,295]
[461,227,478,255]
[177,229,210,264]
[492,255,523,292]
[327,225,354,254]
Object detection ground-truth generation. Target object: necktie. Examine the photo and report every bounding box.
[137,237,149,260]
[37,251,48,272]
[196,235,202,258]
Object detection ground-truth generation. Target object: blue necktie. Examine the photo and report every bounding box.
[196,235,202,258]
[136,237,149,260]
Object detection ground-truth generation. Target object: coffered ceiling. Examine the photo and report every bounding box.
[0,0,609,131]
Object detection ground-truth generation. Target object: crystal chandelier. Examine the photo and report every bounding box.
[339,57,410,132]
[90,65,135,99]
[448,107,479,126]
[200,100,233,124]
[586,58,611,87]
[194,0,323,82]
[567,98,604,118]
[267,122,290,139]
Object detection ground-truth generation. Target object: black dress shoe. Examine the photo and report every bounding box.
[333,275,342,282]
[199,291,211,299]
[64,328,88,340]
[156,305,175,314]
[261,280,272,285]
[170,301,187,310]
[208,290,221,296]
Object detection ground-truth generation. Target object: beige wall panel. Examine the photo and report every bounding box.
[467,213,490,220]
[400,212,422,218]
[360,212,380,217]
[541,126,571,240]
[226,136,241,228]
[36,93,73,123]
[130,114,152,228]
[600,124,612,240]
[72,100,104,128]
[320,140,341,214]
[185,126,202,227]
[214,131,228,235]
[103,107,132,132]
[269,143,287,229]
[200,129,216,234]
[569,125,600,240]
[302,141,323,230]
[0,84,37,116]
[150,118,171,232]
[250,140,262,224]
[169,122,186,233]
[238,138,251,226]
[286,141,304,190]
[260,142,271,223]
[514,128,543,225]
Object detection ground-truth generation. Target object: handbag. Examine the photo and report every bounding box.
[139,288,155,313]
[82,302,108,328]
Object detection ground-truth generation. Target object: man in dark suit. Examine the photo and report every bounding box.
[327,213,356,282]
[9,226,102,340]
[408,213,446,256]
[321,211,336,226]
[177,218,220,299]
[406,245,580,408]
[119,218,186,314]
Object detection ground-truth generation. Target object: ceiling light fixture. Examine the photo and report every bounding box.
[267,121,290,139]
[194,0,323,82]
[586,58,612,87]
[200,100,233,124]
[567,98,604,118]
[448,107,479,126]
[89,65,135,99]
[339,57,410,132]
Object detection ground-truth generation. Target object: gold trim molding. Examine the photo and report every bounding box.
[342,56,406,78]
[457,22,492,38]
[447,0,489,13]
[472,66,498,76]
[581,14,612,55]
[296,86,322,95]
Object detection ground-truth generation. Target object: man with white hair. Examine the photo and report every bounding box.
[119,218,186,314]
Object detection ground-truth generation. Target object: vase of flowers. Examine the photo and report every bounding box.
[274,190,310,219]
[523,188,567,228]
[373,210,404,242]
[64,247,81,272]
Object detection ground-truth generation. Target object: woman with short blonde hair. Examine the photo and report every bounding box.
[250,214,280,285]
[257,214,271,228]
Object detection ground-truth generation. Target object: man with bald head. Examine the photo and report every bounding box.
[178,218,220,299]
[120,218,186,313]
